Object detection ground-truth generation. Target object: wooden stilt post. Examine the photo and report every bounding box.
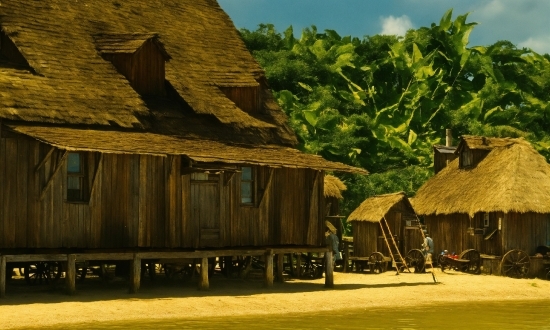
[66,254,76,295]
[129,253,141,294]
[296,253,302,278]
[343,242,350,273]
[199,257,209,290]
[276,253,284,282]
[325,250,334,288]
[264,249,274,287]
[0,255,6,298]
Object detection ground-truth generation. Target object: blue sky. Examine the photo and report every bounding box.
[217,0,550,54]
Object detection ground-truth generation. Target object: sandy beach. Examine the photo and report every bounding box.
[2,269,550,329]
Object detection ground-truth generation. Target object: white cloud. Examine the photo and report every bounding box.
[518,36,550,55]
[380,15,413,36]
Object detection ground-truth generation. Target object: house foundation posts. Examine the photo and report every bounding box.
[129,253,141,294]
[65,254,76,295]
[276,253,284,282]
[0,255,6,298]
[325,250,334,288]
[264,249,274,287]
[199,257,209,290]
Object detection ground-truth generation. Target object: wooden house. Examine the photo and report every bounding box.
[345,192,419,271]
[413,136,550,277]
[0,0,366,296]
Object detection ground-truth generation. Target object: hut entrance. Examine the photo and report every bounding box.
[191,173,221,247]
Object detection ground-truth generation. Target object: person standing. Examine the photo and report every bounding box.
[423,230,434,264]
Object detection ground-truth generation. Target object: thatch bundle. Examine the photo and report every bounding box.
[413,137,550,217]
[324,175,347,199]
[347,192,413,223]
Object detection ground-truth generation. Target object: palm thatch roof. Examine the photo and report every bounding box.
[413,136,550,217]
[324,175,347,199]
[10,126,368,174]
[0,0,295,140]
[347,192,414,223]
[0,0,369,174]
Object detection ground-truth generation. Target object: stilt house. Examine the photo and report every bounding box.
[0,0,366,294]
[413,136,550,259]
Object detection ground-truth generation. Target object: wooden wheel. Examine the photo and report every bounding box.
[368,252,386,274]
[500,249,530,278]
[406,249,425,273]
[24,262,62,285]
[459,249,481,274]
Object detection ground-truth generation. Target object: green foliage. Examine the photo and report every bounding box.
[239,10,550,219]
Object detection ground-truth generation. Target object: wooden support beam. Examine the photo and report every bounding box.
[259,168,274,206]
[223,172,235,186]
[40,151,68,201]
[343,242,350,273]
[0,255,6,298]
[6,254,68,262]
[325,251,334,288]
[129,253,141,294]
[199,257,209,290]
[264,249,274,287]
[88,153,103,202]
[34,146,55,173]
[276,253,284,283]
[66,254,76,295]
[296,253,302,278]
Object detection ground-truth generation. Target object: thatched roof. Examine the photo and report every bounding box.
[347,192,414,223]
[459,135,517,151]
[413,136,550,217]
[0,0,296,141]
[10,126,367,174]
[0,0,369,174]
[324,175,347,199]
[93,33,171,59]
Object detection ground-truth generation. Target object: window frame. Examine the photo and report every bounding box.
[240,166,256,206]
[66,152,86,202]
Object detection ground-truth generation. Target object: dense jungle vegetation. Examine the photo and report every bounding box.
[239,10,550,220]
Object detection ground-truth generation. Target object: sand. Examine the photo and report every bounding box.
[2,269,550,329]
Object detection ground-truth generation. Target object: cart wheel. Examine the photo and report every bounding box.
[500,249,530,278]
[368,252,386,274]
[24,262,63,285]
[459,249,481,274]
[406,249,426,273]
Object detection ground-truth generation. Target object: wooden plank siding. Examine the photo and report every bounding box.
[425,212,550,257]
[0,137,328,251]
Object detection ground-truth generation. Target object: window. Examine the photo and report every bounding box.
[240,166,254,204]
[483,213,490,227]
[67,153,85,201]
[461,150,472,168]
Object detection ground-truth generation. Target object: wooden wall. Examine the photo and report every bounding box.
[425,212,550,256]
[219,86,260,114]
[102,39,166,96]
[0,135,326,250]
[433,151,458,174]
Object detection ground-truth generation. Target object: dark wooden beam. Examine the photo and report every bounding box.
[276,253,284,283]
[199,257,209,290]
[88,153,103,202]
[264,249,274,287]
[325,251,334,288]
[0,255,6,298]
[39,151,68,201]
[34,146,55,174]
[66,254,76,295]
[129,253,141,294]
[259,168,274,207]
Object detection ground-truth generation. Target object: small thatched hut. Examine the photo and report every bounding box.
[347,192,419,259]
[413,136,550,261]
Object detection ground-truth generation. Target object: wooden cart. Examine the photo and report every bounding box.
[438,249,481,274]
